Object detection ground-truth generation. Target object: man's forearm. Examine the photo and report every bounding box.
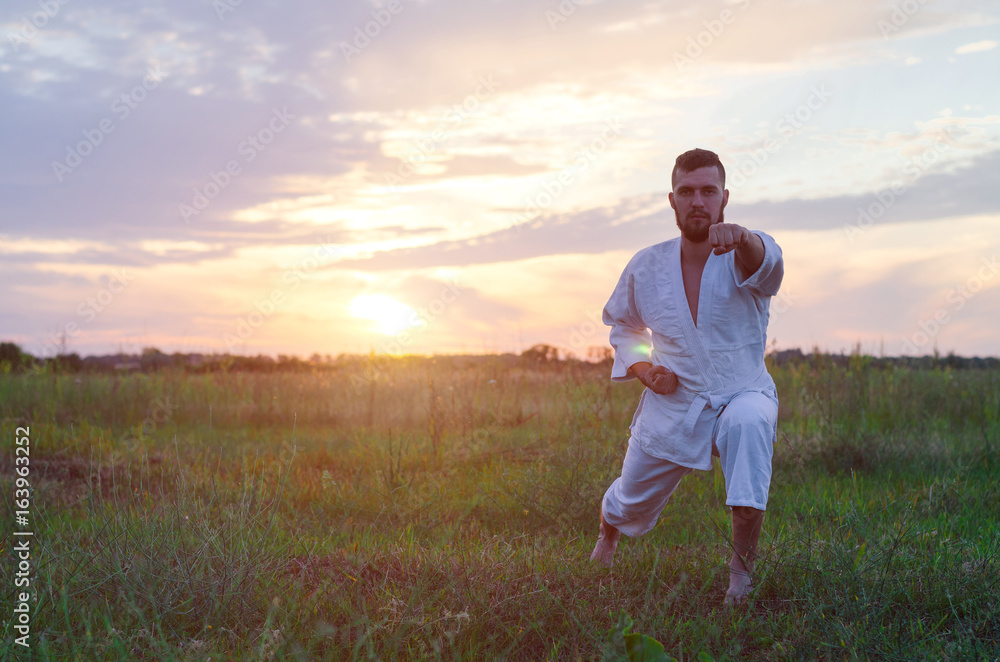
[735,232,765,281]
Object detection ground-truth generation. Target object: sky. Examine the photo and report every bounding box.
[1,0,999,359]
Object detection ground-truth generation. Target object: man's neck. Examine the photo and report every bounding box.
[680,237,713,266]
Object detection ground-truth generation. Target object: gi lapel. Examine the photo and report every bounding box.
[672,245,727,436]
[672,243,721,389]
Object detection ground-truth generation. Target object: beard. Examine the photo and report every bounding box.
[675,207,724,243]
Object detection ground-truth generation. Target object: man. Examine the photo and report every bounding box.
[590,148,783,607]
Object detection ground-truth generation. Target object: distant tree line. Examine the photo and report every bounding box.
[0,341,996,376]
[767,347,1000,371]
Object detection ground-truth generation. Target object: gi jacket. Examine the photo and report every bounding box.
[602,231,784,470]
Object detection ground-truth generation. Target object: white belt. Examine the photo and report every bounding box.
[681,390,732,436]
[676,363,769,437]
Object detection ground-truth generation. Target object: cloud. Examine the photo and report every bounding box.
[329,148,1000,270]
[3,0,999,356]
[955,40,998,54]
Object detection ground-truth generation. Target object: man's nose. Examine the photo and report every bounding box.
[692,192,705,207]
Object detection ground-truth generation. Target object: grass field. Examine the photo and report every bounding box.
[1,355,998,660]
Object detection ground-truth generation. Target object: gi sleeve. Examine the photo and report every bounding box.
[603,260,652,382]
[737,230,783,297]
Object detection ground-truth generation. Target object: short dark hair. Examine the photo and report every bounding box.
[671,148,725,189]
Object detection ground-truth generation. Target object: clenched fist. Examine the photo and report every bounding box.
[709,222,751,255]
[638,364,679,395]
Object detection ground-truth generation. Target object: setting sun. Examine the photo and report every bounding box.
[348,294,420,336]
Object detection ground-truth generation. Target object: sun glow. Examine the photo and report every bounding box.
[348,294,421,336]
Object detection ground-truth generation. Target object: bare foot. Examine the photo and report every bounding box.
[725,506,763,606]
[589,510,620,567]
[723,568,752,606]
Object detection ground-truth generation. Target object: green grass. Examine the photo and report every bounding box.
[1,357,998,660]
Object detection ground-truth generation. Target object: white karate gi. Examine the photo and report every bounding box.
[600,231,783,536]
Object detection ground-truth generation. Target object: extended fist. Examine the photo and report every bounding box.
[642,364,679,395]
[709,223,750,255]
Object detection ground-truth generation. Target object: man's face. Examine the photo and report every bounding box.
[668,165,729,243]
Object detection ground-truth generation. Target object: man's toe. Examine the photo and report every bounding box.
[590,540,616,567]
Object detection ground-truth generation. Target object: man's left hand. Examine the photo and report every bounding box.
[709,223,751,255]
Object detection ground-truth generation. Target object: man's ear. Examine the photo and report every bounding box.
[668,191,676,210]
[721,188,729,209]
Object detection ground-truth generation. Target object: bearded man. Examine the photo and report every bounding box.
[590,148,783,606]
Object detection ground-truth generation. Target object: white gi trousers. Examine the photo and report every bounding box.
[601,390,778,537]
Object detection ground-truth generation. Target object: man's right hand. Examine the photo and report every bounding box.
[630,362,679,395]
